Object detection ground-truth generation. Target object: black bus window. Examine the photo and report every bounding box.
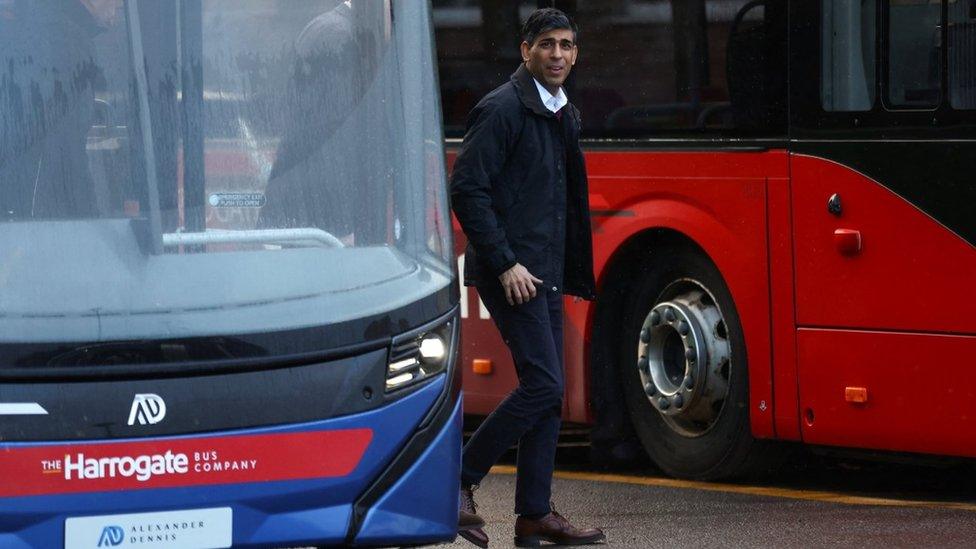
[948,0,976,109]
[566,0,786,138]
[568,1,679,135]
[821,0,877,112]
[433,0,538,138]
[887,0,941,109]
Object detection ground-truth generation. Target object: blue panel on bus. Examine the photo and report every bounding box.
[355,395,463,545]
[0,376,447,548]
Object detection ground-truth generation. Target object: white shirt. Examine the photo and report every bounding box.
[533,78,568,113]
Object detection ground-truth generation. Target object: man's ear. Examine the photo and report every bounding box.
[570,45,579,66]
[520,40,531,63]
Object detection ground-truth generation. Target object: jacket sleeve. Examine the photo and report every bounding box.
[450,102,519,277]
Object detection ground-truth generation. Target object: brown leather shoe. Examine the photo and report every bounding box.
[514,510,605,547]
[459,485,485,531]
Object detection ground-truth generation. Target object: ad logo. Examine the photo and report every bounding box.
[97,525,124,547]
[127,394,166,426]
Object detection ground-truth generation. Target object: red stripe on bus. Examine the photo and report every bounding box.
[0,429,373,498]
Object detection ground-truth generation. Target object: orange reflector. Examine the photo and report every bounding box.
[845,387,868,403]
[472,359,493,375]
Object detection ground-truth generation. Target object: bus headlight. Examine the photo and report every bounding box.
[418,335,447,363]
[386,318,455,393]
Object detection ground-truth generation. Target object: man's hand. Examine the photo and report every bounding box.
[499,263,543,305]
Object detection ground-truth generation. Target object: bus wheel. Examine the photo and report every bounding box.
[619,244,760,480]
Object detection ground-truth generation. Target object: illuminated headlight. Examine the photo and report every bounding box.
[385,320,455,392]
[419,335,447,362]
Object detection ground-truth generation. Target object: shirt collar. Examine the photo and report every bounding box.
[533,78,568,114]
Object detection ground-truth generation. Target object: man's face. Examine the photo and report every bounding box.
[520,28,577,94]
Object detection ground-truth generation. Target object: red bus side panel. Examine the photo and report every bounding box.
[584,150,788,438]
[793,154,976,456]
[792,154,976,334]
[798,328,976,457]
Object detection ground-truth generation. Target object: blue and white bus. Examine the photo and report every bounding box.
[0,1,460,547]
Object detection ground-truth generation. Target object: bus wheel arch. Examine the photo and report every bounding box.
[590,228,777,479]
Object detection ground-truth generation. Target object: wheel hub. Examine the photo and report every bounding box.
[636,281,731,437]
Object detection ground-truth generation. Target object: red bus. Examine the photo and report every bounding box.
[434,0,976,479]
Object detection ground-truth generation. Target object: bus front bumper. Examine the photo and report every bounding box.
[0,375,462,548]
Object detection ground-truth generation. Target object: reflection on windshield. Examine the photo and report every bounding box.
[259,2,383,242]
[0,2,103,221]
[0,0,453,350]
[203,0,396,248]
[1,1,445,250]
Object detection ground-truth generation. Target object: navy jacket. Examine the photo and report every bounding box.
[450,64,596,299]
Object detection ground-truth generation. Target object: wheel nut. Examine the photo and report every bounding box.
[685,347,696,362]
[664,308,676,322]
[683,375,694,389]
[658,398,670,411]
[650,311,661,326]
[640,328,650,343]
[638,356,649,371]
[678,321,689,336]
[644,382,656,396]
[673,394,684,408]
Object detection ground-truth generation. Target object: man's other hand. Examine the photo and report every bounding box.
[499,263,543,305]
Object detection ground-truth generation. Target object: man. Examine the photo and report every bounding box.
[450,8,604,548]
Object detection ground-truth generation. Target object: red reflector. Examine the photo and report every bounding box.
[845,387,868,403]
[472,359,493,375]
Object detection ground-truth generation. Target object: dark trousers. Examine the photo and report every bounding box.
[461,281,564,516]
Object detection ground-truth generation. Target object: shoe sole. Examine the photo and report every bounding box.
[458,529,489,548]
[514,533,606,547]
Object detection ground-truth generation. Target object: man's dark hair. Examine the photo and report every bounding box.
[521,8,577,46]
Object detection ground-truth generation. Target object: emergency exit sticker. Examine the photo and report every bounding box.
[208,192,266,207]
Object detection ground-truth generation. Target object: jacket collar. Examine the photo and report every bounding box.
[511,64,557,118]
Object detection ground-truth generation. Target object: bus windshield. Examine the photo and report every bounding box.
[0,1,452,366]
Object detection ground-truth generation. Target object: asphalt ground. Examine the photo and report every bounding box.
[438,445,976,549]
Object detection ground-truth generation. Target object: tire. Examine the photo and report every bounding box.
[618,242,772,480]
